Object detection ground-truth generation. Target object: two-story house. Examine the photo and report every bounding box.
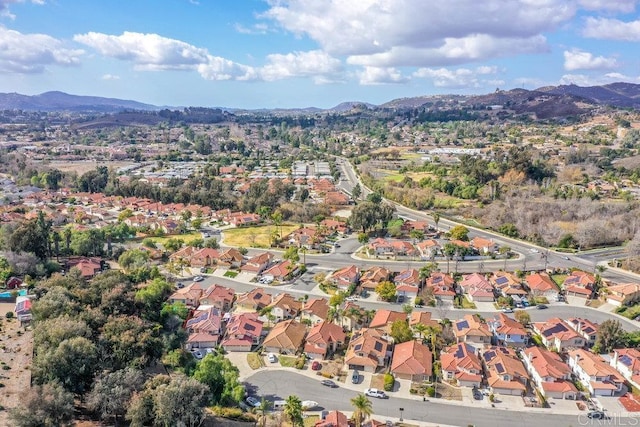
[345,328,393,373]
[304,321,347,360]
[236,287,272,311]
[606,283,640,307]
[563,271,596,298]
[610,348,640,388]
[566,317,599,347]
[300,297,330,324]
[263,319,307,355]
[453,314,492,350]
[267,293,302,321]
[168,283,204,309]
[241,252,274,274]
[440,343,483,388]
[521,346,578,400]
[459,273,495,302]
[328,265,360,290]
[488,313,529,348]
[198,284,235,312]
[360,266,392,291]
[221,313,264,352]
[391,340,433,382]
[568,349,624,396]
[185,307,222,350]
[483,346,529,395]
[532,318,586,352]
[525,272,559,301]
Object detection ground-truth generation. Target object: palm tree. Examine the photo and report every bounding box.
[413,323,428,341]
[350,394,373,427]
[432,212,440,231]
[283,395,303,427]
[258,398,271,427]
[499,245,511,270]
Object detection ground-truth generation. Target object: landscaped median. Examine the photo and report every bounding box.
[246,352,265,370]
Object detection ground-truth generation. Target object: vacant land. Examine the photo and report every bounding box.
[0,303,32,425]
[34,159,136,175]
[222,225,299,248]
[147,232,203,246]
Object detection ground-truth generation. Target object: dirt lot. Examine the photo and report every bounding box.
[33,160,136,175]
[0,302,33,424]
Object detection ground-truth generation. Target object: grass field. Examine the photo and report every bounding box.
[222,225,299,248]
[246,353,265,370]
[147,232,202,246]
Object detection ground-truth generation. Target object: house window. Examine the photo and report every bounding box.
[506,334,511,339]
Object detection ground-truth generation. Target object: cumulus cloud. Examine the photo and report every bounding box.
[357,67,407,85]
[583,17,640,41]
[101,73,120,80]
[0,0,45,19]
[262,0,573,67]
[413,66,500,88]
[563,49,618,71]
[260,50,342,82]
[559,72,639,86]
[578,0,637,12]
[0,26,83,73]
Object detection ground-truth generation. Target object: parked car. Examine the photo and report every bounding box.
[301,401,319,410]
[502,307,514,313]
[537,304,548,310]
[396,295,405,303]
[364,388,388,399]
[267,353,277,363]
[352,370,360,384]
[193,275,204,282]
[176,282,184,289]
[321,380,338,388]
[587,411,605,419]
[473,390,483,400]
[246,396,261,408]
[192,350,203,359]
[346,296,358,301]
[311,361,322,371]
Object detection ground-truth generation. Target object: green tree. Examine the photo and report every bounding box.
[432,212,440,230]
[357,232,369,245]
[351,183,362,201]
[594,319,626,353]
[390,320,414,343]
[514,310,530,326]
[257,399,272,427]
[283,395,304,427]
[283,246,300,263]
[204,238,220,249]
[150,376,209,427]
[88,368,145,426]
[9,381,75,427]
[9,218,49,259]
[163,238,184,252]
[448,225,469,241]
[375,280,397,302]
[350,393,373,427]
[99,315,162,370]
[192,353,245,405]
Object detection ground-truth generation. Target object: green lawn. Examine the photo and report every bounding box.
[222,225,299,248]
[461,296,477,309]
[147,232,202,246]
[551,274,568,286]
[223,270,238,278]
[278,355,298,368]
[247,353,265,370]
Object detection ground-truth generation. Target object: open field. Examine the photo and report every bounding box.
[222,225,299,248]
[33,160,136,175]
[146,232,203,246]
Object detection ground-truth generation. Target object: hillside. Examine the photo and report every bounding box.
[0,91,159,112]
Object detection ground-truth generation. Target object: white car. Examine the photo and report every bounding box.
[246,396,261,408]
[364,388,388,399]
[192,350,203,359]
[346,296,358,301]
[267,353,277,363]
[301,400,319,410]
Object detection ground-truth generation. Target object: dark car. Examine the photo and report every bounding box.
[536,304,548,310]
[321,380,338,388]
[311,361,322,371]
[587,411,605,419]
[473,391,483,400]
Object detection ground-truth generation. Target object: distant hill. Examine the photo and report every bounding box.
[0,91,160,112]
[328,101,377,112]
[536,83,640,108]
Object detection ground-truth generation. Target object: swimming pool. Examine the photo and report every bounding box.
[0,289,27,298]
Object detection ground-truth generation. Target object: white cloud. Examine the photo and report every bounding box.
[559,72,639,86]
[101,73,120,80]
[196,55,257,81]
[583,17,640,41]
[263,0,572,67]
[357,67,407,85]
[0,0,45,19]
[563,49,618,71]
[260,50,342,82]
[413,66,500,88]
[578,0,637,12]
[234,23,270,35]
[0,26,83,73]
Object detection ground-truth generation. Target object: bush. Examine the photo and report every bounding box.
[295,357,305,370]
[426,386,436,397]
[5,312,13,320]
[212,406,254,421]
[383,373,395,391]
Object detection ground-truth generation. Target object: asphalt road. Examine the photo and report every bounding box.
[246,371,615,427]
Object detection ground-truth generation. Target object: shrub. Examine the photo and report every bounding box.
[489,393,495,402]
[295,357,305,370]
[426,386,435,397]
[5,312,13,320]
[212,406,254,421]
[383,373,395,391]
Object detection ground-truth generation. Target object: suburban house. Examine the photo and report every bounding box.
[241,252,274,274]
[369,309,407,333]
[236,288,272,311]
[440,343,483,388]
[267,293,302,321]
[391,340,433,382]
[320,218,349,235]
[610,348,640,387]
[488,313,529,347]
[185,307,222,350]
[409,311,440,332]
[262,260,296,282]
[563,271,596,298]
[453,314,492,349]
[218,248,245,268]
[568,349,625,396]
[525,272,559,301]
[304,320,347,360]
[521,346,579,400]
[532,318,586,352]
[394,268,422,288]
[566,317,599,347]
[169,245,197,264]
[360,266,391,291]
[470,236,497,254]
[328,265,359,290]
[68,257,102,279]
[263,319,307,355]
[368,238,416,257]
[190,248,220,268]
[483,346,529,395]
[425,272,457,301]
[5,276,23,289]
[198,284,235,311]
[168,283,204,308]
[605,283,640,307]
[315,410,349,427]
[415,239,440,259]
[221,313,264,352]
[459,273,495,302]
[490,271,527,298]
[338,301,367,331]
[300,298,330,324]
[345,328,393,372]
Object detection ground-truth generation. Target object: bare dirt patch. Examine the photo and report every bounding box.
[0,302,33,425]
[34,160,136,175]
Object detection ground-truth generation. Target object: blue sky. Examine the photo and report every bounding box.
[1,0,640,109]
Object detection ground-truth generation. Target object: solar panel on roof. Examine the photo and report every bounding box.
[455,345,465,358]
[495,363,505,374]
[374,342,383,352]
[484,351,495,361]
[620,355,633,366]
[495,277,508,285]
[255,293,262,298]
[456,320,469,331]
[245,324,255,331]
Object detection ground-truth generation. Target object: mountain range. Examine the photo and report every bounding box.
[2,83,640,115]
